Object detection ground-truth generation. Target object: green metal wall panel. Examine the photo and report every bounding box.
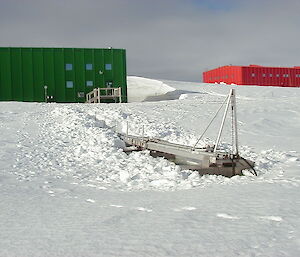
[64,48,76,102]
[43,48,55,100]
[122,49,128,102]
[22,48,34,101]
[118,49,127,102]
[0,48,12,100]
[84,49,95,94]
[94,49,104,88]
[74,49,85,102]
[53,48,65,102]
[11,48,23,101]
[104,49,113,85]
[0,47,127,103]
[32,48,45,102]
[113,50,121,87]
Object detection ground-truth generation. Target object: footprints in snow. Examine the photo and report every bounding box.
[134,207,153,212]
[110,204,123,208]
[41,184,283,222]
[216,213,240,220]
[43,188,285,222]
[109,204,153,212]
[83,202,284,222]
[259,216,283,222]
[216,213,283,222]
[85,201,154,212]
[173,206,197,212]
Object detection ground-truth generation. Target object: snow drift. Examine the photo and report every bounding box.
[127,76,175,102]
[0,77,299,256]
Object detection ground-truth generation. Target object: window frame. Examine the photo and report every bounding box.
[105,63,112,70]
[66,81,74,88]
[85,63,93,70]
[86,81,94,87]
[65,63,73,71]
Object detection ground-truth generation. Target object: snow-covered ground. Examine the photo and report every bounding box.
[0,77,299,256]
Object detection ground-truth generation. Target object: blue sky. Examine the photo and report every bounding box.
[0,0,299,81]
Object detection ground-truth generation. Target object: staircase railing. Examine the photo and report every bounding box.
[86,87,122,103]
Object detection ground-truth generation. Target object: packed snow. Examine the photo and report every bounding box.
[127,76,175,102]
[0,76,299,256]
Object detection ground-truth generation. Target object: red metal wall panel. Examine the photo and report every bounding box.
[203,66,243,85]
[203,65,300,87]
[242,67,300,87]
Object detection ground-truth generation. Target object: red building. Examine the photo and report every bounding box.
[203,65,300,87]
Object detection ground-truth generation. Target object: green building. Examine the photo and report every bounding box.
[0,47,127,103]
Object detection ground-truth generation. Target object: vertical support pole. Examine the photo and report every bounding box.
[213,90,232,153]
[44,85,48,103]
[97,88,100,103]
[119,87,122,103]
[231,89,239,155]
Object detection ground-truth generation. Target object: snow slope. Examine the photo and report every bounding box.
[0,78,299,256]
[127,76,175,102]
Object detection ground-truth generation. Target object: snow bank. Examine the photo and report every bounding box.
[1,77,300,192]
[127,76,175,102]
[1,78,300,256]
[4,100,298,192]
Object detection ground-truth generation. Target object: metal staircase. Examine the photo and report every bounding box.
[86,87,122,103]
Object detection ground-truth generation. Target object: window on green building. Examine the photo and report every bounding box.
[86,64,93,70]
[66,81,74,88]
[65,63,73,71]
[86,81,93,87]
[105,64,112,70]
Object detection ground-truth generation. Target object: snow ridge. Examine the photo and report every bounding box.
[10,101,299,191]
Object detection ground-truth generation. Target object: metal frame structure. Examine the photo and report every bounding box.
[118,89,255,177]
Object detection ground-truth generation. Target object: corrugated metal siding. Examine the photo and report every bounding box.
[203,65,300,87]
[242,67,300,87]
[0,47,127,102]
[203,66,243,85]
